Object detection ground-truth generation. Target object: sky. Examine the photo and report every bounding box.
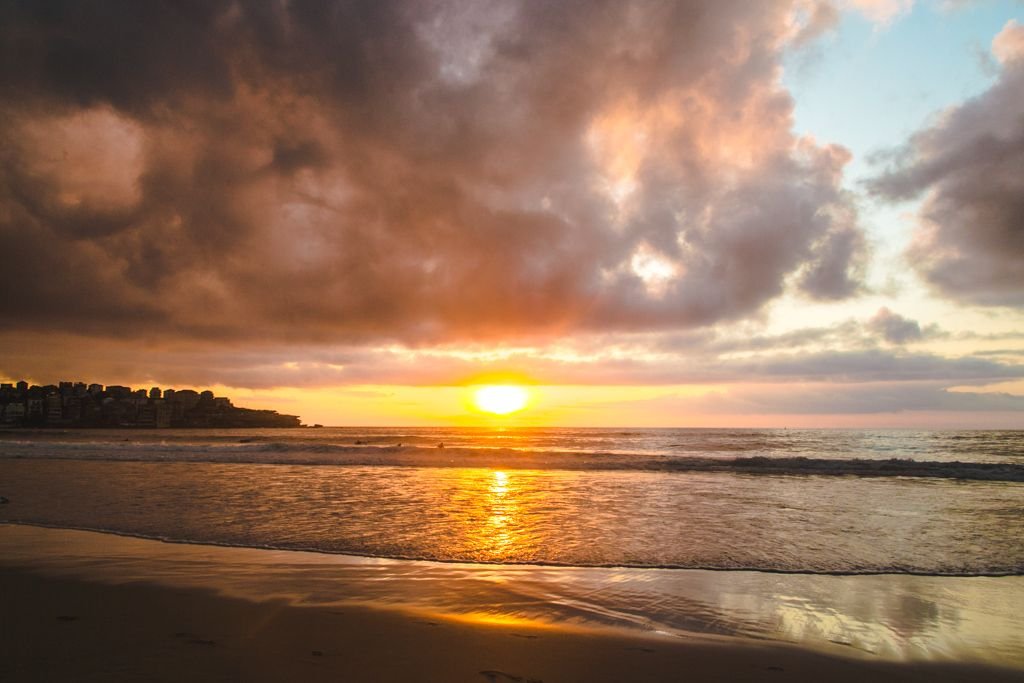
[1,0,1022,427]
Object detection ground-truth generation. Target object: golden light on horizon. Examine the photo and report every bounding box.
[473,385,530,415]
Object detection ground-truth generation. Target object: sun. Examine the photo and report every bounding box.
[473,385,529,415]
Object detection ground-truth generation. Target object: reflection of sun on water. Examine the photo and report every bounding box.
[447,468,534,563]
[488,470,515,555]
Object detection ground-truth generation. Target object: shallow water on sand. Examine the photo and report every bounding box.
[3,525,1023,667]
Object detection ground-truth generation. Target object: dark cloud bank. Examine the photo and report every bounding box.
[3,313,1021,389]
[0,0,867,346]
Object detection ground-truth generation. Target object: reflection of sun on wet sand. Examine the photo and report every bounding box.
[2,525,1022,682]
[9,568,1021,683]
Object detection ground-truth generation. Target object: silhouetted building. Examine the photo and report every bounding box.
[155,402,173,428]
[27,398,43,419]
[64,396,82,422]
[45,394,62,424]
[137,403,158,428]
[172,390,200,410]
[0,379,301,429]
[3,403,25,424]
[107,385,131,399]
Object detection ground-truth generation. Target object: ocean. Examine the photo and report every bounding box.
[1,427,1022,574]
[2,426,1024,663]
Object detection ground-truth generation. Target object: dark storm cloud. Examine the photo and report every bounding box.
[0,1,236,111]
[0,0,867,346]
[870,19,1024,307]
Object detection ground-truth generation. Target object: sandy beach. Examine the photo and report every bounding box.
[2,525,1021,682]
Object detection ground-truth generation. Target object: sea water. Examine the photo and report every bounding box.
[1,427,1021,574]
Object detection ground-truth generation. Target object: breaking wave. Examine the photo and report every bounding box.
[2,438,1023,481]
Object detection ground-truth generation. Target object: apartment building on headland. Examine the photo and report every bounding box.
[0,381,301,428]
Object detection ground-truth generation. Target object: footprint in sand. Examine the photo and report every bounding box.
[172,632,216,646]
[624,646,655,653]
[56,615,79,622]
[509,633,538,639]
[479,670,544,683]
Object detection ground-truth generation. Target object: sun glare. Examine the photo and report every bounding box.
[473,385,529,415]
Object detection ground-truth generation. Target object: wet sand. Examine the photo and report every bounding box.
[1,525,1022,682]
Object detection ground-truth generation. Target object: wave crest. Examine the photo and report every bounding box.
[2,440,1023,481]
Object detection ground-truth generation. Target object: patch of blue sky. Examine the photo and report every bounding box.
[775,1,1022,319]
[784,1,1021,184]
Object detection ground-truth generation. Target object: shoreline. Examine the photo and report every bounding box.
[2,525,1023,681]
[4,519,1023,579]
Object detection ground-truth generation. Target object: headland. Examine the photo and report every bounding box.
[0,380,300,428]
